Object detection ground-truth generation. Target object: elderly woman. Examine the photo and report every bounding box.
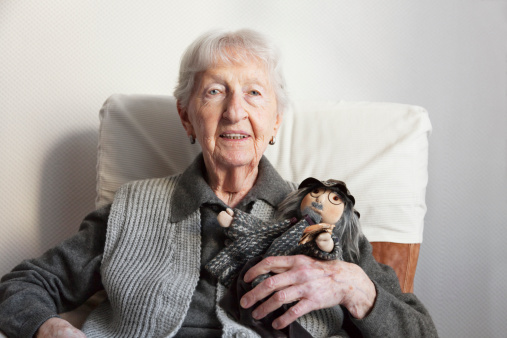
[0,29,437,338]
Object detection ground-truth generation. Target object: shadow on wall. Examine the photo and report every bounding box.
[37,130,98,252]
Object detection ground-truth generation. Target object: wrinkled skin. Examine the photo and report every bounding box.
[36,318,86,338]
[240,254,376,330]
[177,57,282,207]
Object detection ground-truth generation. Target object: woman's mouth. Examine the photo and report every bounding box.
[220,133,249,140]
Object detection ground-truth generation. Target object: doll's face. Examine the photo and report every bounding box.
[300,187,345,224]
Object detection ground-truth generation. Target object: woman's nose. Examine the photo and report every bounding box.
[223,92,247,123]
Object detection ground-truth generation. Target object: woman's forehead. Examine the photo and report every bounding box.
[196,60,272,89]
[211,46,263,66]
[204,62,267,79]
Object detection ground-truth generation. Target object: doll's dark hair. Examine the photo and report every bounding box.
[275,180,362,262]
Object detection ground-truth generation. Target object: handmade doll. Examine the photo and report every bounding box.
[205,177,361,288]
[206,178,362,337]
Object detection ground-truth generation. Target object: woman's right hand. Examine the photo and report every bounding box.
[36,318,86,338]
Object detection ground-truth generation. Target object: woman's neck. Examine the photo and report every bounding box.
[204,161,259,208]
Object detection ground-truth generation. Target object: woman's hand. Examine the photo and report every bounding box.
[36,317,86,338]
[240,255,376,330]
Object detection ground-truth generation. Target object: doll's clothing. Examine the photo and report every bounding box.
[264,216,343,260]
[205,211,343,288]
[205,209,296,287]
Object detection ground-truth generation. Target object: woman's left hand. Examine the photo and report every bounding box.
[240,254,377,330]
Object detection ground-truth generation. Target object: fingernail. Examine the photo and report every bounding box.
[272,320,280,329]
[240,297,249,308]
[252,309,259,319]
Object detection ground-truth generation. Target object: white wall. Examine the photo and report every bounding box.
[1,1,506,336]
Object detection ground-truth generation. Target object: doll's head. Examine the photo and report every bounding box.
[276,178,362,261]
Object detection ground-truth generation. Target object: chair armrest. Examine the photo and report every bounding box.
[370,242,420,293]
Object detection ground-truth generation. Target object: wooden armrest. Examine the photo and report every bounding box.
[370,242,420,293]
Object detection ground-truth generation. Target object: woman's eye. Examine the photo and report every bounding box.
[333,195,340,201]
[208,89,220,95]
[249,90,260,96]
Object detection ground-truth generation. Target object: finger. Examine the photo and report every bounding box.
[36,318,86,338]
[53,324,85,338]
[56,327,86,338]
[244,255,300,283]
[241,273,288,309]
[242,260,325,309]
[251,282,309,320]
[272,299,315,330]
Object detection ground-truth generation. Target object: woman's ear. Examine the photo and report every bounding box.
[273,111,283,137]
[177,100,195,137]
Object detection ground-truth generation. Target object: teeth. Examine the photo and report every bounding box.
[221,134,248,139]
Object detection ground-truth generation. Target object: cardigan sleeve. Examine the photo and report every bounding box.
[0,204,110,338]
[346,235,438,337]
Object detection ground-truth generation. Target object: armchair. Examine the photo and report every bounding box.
[60,93,431,327]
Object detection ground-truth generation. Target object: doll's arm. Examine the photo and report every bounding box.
[299,223,336,253]
[315,232,334,253]
[221,209,266,240]
[217,208,234,228]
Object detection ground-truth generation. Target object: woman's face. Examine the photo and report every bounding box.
[178,58,282,172]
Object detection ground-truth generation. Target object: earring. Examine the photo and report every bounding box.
[269,136,276,145]
[189,135,196,144]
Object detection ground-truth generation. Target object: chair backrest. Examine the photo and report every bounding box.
[97,94,431,292]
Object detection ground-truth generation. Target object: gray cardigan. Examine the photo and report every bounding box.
[81,174,347,337]
[0,156,438,337]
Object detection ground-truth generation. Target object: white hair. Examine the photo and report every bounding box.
[173,29,289,115]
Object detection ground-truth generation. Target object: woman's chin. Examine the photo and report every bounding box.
[215,151,260,170]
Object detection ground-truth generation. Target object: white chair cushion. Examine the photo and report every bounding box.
[97,94,431,243]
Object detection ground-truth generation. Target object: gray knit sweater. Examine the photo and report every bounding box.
[0,155,438,337]
[81,175,345,338]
